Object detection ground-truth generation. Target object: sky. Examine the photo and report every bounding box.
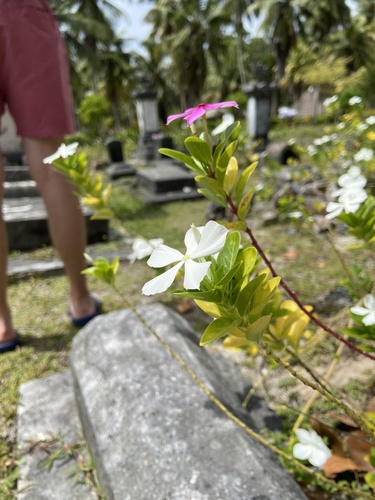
[109,1,153,51]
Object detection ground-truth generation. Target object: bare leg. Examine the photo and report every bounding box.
[23,137,96,319]
[0,151,16,343]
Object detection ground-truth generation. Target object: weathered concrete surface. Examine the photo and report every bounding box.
[70,303,306,500]
[17,371,95,499]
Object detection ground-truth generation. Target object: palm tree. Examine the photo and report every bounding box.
[145,0,231,108]
[302,0,351,43]
[252,0,307,82]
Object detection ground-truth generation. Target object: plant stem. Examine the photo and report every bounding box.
[262,344,375,444]
[291,341,345,435]
[225,195,375,361]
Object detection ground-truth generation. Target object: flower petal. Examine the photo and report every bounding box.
[203,101,239,111]
[350,306,370,316]
[185,107,207,126]
[183,259,211,290]
[43,151,60,164]
[142,262,183,295]
[295,428,313,444]
[166,110,191,125]
[308,446,331,468]
[190,221,228,259]
[363,312,375,326]
[147,245,184,268]
[325,202,343,219]
[293,443,311,461]
[363,294,375,310]
[184,225,203,253]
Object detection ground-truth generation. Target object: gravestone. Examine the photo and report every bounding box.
[105,139,135,179]
[244,83,277,149]
[68,303,306,499]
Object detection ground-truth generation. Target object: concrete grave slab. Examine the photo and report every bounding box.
[70,303,306,500]
[17,371,96,500]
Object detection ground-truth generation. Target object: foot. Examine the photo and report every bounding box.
[0,330,19,353]
[68,294,102,327]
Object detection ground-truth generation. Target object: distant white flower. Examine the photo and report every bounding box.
[350,295,375,326]
[354,148,374,162]
[348,96,362,106]
[332,167,367,197]
[43,142,79,164]
[211,112,235,136]
[278,106,297,119]
[307,145,317,156]
[313,135,331,146]
[323,95,338,108]
[365,116,375,125]
[337,122,345,130]
[129,237,164,264]
[288,211,303,219]
[357,123,368,132]
[293,429,331,468]
[326,189,368,219]
[142,221,228,295]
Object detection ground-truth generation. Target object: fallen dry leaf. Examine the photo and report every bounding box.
[346,430,375,472]
[323,454,359,477]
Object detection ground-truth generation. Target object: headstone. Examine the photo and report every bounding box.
[70,303,306,499]
[135,162,202,203]
[105,139,135,179]
[243,81,277,150]
[0,110,23,164]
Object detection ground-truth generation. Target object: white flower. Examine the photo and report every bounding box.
[288,211,303,219]
[332,167,367,197]
[293,429,331,468]
[307,145,317,156]
[323,95,338,107]
[350,295,375,326]
[142,221,228,295]
[348,96,362,105]
[43,142,79,164]
[357,123,368,132]
[212,112,235,136]
[354,148,374,162]
[313,135,331,146]
[278,106,297,119]
[365,116,375,125]
[128,237,164,264]
[337,122,345,130]
[325,189,368,219]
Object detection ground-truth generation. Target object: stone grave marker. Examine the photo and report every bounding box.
[105,139,135,179]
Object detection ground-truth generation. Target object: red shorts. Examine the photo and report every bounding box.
[0,0,75,138]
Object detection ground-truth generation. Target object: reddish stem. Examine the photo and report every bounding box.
[226,195,375,361]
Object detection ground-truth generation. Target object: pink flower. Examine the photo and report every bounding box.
[166,101,239,126]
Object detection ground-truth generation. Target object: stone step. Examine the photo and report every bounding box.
[3,197,108,251]
[18,371,97,499]
[4,165,31,182]
[69,303,306,499]
[3,180,39,198]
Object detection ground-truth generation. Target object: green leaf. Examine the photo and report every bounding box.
[237,247,257,280]
[195,175,227,198]
[174,289,222,301]
[185,137,212,166]
[217,231,241,275]
[200,317,235,346]
[197,188,227,207]
[223,220,247,231]
[237,188,255,220]
[235,162,257,203]
[216,262,242,289]
[158,148,205,174]
[212,139,226,171]
[225,121,241,142]
[223,156,238,194]
[236,273,267,316]
[216,141,237,183]
[245,314,272,343]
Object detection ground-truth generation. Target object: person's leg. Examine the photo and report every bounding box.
[23,137,97,319]
[0,151,16,343]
